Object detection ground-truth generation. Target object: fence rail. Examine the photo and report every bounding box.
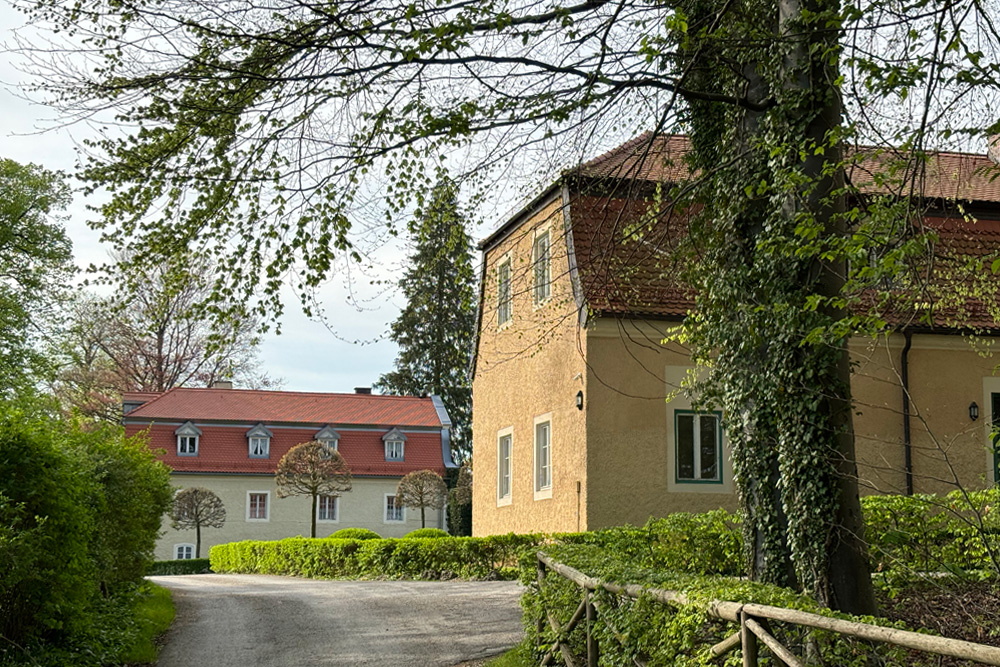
[535,551,1000,667]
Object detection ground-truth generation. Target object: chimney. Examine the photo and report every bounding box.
[354,387,372,395]
[988,134,1000,165]
[212,381,234,390]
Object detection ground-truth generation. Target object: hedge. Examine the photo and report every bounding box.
[404,528,450,539]
[522,544,911,667]
[147,559,212,576]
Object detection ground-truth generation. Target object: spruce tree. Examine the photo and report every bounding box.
[376,177,476,462]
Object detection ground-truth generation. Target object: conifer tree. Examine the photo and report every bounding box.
[376,177,476,462]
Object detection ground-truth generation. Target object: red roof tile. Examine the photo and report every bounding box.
[126,388,444,427]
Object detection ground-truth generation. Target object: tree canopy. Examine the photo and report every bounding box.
[275,441,353,538]
[395,469,448,529]
[375,177,476,461]
[0,157,73,390]
[170,487,227,558]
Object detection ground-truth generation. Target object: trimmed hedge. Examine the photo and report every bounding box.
[147,559,212,576]
[210,533,543,579]
[404,528,450,539]
[328,527,381,540]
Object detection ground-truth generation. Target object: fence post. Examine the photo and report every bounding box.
[741,611,758,667]
[586,588,599,666]
[537,557,547,647]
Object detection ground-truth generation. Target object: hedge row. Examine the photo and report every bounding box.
[522,544,910,667]
[147,559,212,576]
[210,533,544,579]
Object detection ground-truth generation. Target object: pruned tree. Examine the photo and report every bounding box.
[51,257,279,421]
[0,157,73,391]
[275,441,352,538]
[169,487,226,558]
[375,177,476,461]
[396,469,448,529]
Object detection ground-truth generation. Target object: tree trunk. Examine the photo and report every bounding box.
[196,521,201,559]
[311,493,317,538]
[420,505,426,528]
[778,0,877,614]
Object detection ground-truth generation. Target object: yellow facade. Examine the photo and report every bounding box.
[472,197,1000,537]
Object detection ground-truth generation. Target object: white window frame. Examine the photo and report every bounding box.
[246,491,270,521]
[248,436,270,458]
[384,494,405,523]
[674,411,723,484]
[385,439,405,461]
[317,495,340,523]
[177,434,199,456]
[532,228,551,305]
[533,414,553,500]
[497,254,513,327]
[174,543,195,560]
[497,426,513,506]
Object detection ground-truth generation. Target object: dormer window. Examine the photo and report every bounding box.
[315,425,341,456]
[382,427,407,462]
[246,423,273,459]
[175,421,202,456]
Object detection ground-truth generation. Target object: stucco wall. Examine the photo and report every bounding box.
[472,195,590,536]
[157,474,444,560]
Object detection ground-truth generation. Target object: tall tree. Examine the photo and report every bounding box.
[51,258,278,420]
[275,441,353,538]
[375,177,476,461]
[0,158,73,391]
[395,469,449,529]
[15,0,1000,613]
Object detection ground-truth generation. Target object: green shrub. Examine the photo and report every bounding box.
[328,527,382,540]
[147,558,213,576]
[404,528,450,539]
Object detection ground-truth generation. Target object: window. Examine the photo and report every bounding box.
[675,411,722,483]
[246,423,272,459]
[247,492,269,520]
[174,421,201,456]
[497,257,512,326]
[177,435,198,456]
[533,230,551,304]
[384,494,404,522]
[534,418,552,497]
[385,440,404,461]
[175,544,194,560]
[318,439,339,456]
[497,429,512,505]
[315,426,340,456]
[317,495,339,522]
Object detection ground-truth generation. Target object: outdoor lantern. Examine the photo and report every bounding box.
[970,401,980,421]
[576,390,584,411]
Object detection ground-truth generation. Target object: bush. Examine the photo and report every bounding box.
[328,527,382,540]
[147,558,213,576]
[404,528,450,539]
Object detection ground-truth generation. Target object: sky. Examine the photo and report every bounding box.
[0,3,501,394]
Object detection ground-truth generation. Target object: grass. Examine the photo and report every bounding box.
[483,641,534,667]
[119,583,175,665]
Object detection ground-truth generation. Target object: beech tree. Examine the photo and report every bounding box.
[13,0,1000,613]
[169,487,226,559]
[275,441,352,538]
[375,177,476,461]
[396,469,448,529]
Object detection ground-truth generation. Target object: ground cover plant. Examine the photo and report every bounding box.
[147,558,212,576]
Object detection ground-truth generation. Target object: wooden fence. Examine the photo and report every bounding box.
[535,552,1000,667]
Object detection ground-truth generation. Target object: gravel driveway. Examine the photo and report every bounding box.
[150,574,524,667]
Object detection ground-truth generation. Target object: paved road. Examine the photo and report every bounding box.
[150,575,524,667]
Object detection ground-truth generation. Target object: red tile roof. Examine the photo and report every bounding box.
[125,387,444,428]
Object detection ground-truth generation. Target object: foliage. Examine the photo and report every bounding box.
[404,528,450,539]
[209,533,545,580]
[0,396,172,663]
[395,469,448,529]
[147,558,213,576]
[374,177,476,461]
[0,158,73,392]
[522,544,910,667]
[328,527,382,540]
[51,258,277,421]
[447,462,473,536]
[118,583,175,665]
[275,441,353,538]
[482,641,535,667]
[170,487,227,559]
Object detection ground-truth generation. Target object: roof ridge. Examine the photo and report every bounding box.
[167,387,431,400]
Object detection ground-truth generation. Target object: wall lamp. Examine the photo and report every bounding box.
[970,401,979,422]
[575,390,584,411]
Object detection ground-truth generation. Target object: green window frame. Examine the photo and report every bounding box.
[674,410,723,484]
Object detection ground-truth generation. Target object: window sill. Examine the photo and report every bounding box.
[497,495,512,507]
[533,487,552,501]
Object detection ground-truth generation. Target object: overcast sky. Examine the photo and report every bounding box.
[0,2,499,394]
